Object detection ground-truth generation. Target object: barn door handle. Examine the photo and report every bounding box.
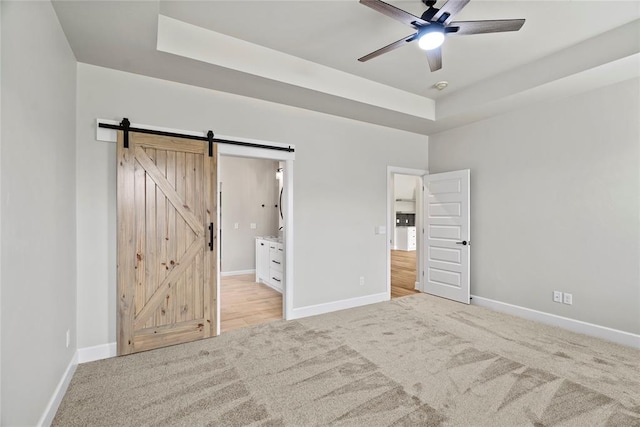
[208,223,214,251]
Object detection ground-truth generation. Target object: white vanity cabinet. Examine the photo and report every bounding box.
[255,238,284,293]
[395,226,417,251]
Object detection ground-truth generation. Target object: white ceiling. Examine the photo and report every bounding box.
[52,1,640,135]
[158,0,638,98]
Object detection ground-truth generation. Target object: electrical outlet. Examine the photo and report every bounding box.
[563,293,573,305]
[553,291,562,303]
[66,329,70,348]
[359,277,365,286]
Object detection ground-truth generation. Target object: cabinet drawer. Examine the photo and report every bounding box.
[269,269,283,291]
[270,248,283,263]
[270,258,283,272]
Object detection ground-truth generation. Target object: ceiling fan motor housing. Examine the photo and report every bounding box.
[419,22,445,36]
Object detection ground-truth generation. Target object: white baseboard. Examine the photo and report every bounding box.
[289,292,389,320]
[471,295,640,349]
[77,342,117,364]
[221,269,255,277]
[37,353,78,427]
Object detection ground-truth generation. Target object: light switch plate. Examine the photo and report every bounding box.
[234,223,239,229]
[375,226,386,235]
[250,223,257,229]
[553,291,562,303]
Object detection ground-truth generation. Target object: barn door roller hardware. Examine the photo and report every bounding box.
[98,119,295,153]
[207,130,214,157]
[121,118,130,148]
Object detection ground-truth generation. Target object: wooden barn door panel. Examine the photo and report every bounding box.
[117,132,217,355]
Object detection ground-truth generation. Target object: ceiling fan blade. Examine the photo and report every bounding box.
[359,0,428,28]
[426,47,442,71]
[431,0,470,25]
[448,19,525,35]
[358,33,417,62]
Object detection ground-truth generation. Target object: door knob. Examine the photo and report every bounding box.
[456,240,468,246]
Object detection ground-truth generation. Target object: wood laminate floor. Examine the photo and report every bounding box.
[391,249,420,299]
[221,264,417,333]
[391,285,419,299]
[220,274,282,333]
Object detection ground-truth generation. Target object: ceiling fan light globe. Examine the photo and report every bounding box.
[418,31,445,50]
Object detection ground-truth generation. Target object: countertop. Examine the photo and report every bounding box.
[256,236,283,243]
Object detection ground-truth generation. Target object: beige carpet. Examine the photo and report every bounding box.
[54,294,640,426]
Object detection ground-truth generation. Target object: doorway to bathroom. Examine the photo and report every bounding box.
[219,156,283,332]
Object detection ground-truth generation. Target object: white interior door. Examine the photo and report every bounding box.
[423,170,470,304]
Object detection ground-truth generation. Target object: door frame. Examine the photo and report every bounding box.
[97,119,296,337]
[217,151,294,334]
[386,166,428,298]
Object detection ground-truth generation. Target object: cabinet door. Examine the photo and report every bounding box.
[255,239,270,283]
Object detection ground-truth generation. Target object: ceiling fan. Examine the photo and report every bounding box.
[358,0,525,72]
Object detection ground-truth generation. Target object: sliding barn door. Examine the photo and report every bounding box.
[117,131,217,355]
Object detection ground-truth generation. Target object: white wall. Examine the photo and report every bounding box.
[1,2,77,425]
[75,63,428,348]
[429,78,640,335]
[220,156,279,273]
[394,174,418,213]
